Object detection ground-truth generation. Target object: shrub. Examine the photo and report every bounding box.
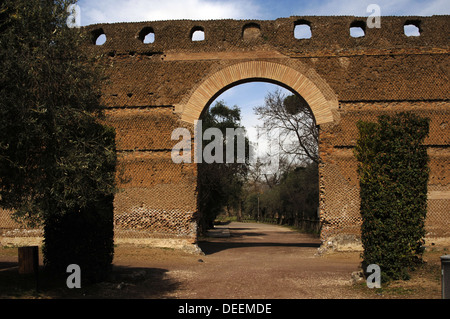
[355,112,429,282]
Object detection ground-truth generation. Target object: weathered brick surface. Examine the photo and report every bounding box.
[103,108,180,151]
[2,16,449,248]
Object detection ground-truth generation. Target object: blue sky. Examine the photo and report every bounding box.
[76,0,449,129]
[77,0,449,25]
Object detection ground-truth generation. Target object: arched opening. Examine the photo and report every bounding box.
[175,61,337,240]
[178,61,336,125]
[349,21,366,38]
[294,20,312,39]
[91,28,107,45]
[404,20,421,36]
[195,80,320,237]
[138,26,155,44]
[191,26,205,41]
[242,23,261,40]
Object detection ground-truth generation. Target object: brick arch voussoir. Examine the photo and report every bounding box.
[178,61,337,125]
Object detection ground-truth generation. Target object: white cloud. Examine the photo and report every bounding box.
[77,0,449,26]
[78,0,262,26]
[294,0,450,16]
[413,0,450,16]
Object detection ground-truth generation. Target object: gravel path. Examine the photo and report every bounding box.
[112,222,366,299]
[1,221,442,299]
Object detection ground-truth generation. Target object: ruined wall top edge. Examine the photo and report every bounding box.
[81,16,450,55]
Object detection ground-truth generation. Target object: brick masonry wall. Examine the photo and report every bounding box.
[1,16,449,249]
[319,102,450,247]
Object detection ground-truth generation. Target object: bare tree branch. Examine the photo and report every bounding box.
[254,89,319,165]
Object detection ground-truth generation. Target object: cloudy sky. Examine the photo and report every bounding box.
[77,0,448,25]
[76,0,449,129]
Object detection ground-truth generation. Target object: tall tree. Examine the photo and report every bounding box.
[0,0,116,282]
[197,101,249,232]
[245,89,319,230]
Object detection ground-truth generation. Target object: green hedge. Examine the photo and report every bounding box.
[355,112,430,282]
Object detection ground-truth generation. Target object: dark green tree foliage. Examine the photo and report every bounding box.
[355,112,429,282]
[273,164,318,225]
[0,0,116,282]
[245,163,318,227]
[197,101,248,233]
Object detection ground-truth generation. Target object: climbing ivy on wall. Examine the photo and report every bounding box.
[355,112,430,282]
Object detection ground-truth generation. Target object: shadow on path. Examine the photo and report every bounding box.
[0,263,180,299]
[199,222,321,255]
[198,241,321,255]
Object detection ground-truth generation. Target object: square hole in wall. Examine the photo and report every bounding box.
[294,21,312,39]
[242,23,261,40]
[404,21,421,36]
[350,21,366,38]
[191,27,205,41]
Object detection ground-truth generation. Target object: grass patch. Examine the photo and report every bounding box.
[351,250,442,299]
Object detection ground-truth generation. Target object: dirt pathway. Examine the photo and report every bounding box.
[1,221,443,299]
[112,222,365,299]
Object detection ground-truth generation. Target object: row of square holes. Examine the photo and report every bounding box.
[93,21,422,46]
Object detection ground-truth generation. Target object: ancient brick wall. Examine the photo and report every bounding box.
[1,16,448,250]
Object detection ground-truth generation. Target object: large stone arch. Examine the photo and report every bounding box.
[176,61,338,125]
